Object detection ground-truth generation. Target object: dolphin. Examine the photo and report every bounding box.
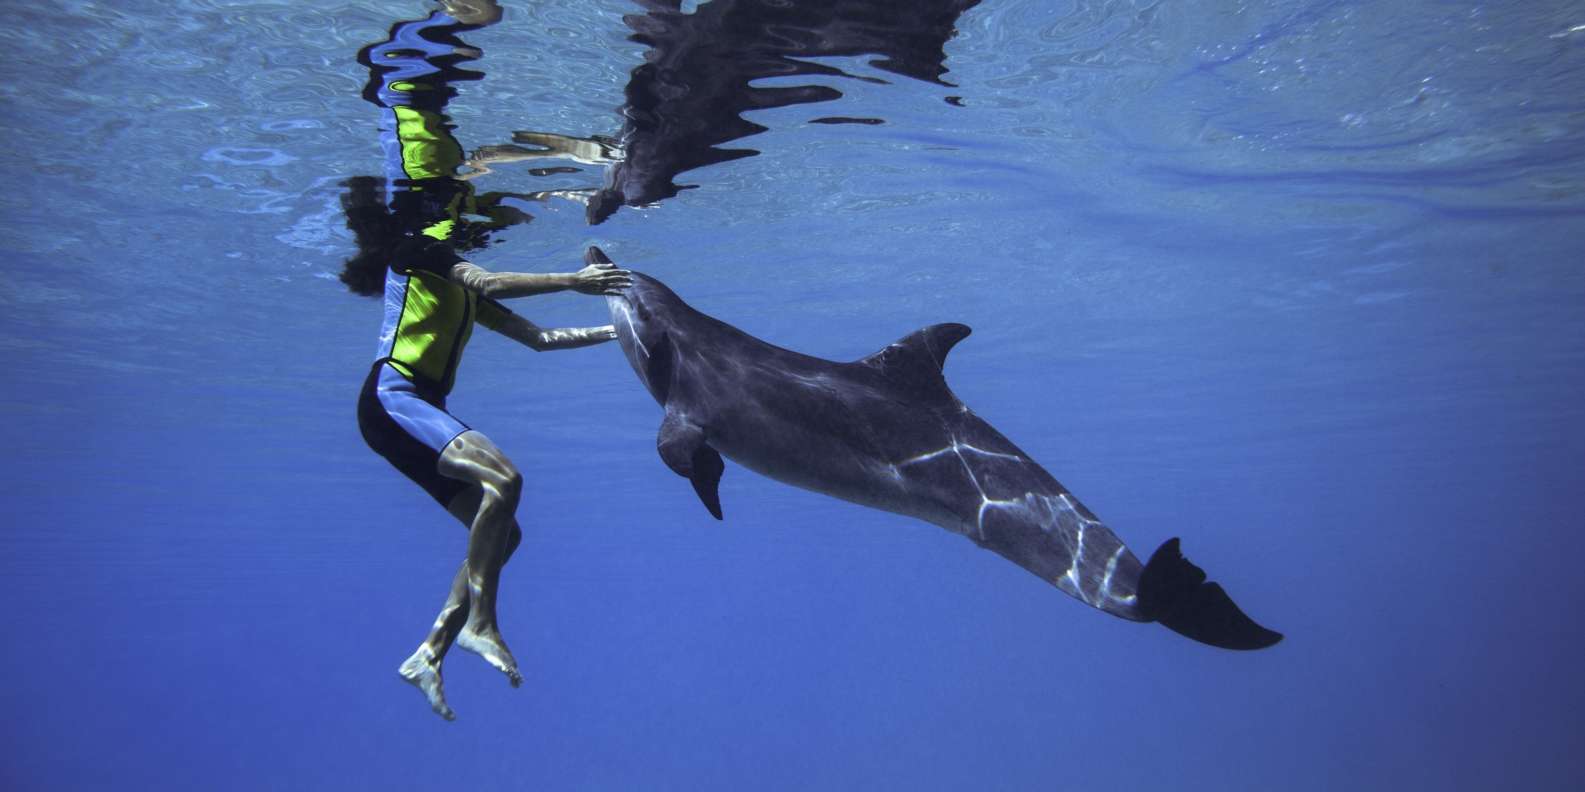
[595,247,1281,650]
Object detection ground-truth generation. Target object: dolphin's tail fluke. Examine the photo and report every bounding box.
[1137,538,1283,650]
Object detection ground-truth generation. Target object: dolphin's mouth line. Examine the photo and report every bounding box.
[611,297,649,357]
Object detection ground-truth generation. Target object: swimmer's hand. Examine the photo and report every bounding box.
[573,247,631,295]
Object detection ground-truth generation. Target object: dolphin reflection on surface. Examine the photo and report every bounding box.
[586,0,984,223]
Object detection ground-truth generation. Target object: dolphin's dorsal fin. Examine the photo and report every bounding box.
[857,323,971,398]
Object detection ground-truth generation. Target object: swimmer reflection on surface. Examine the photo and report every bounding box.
[343,0,630,721]
[461,129,623,190]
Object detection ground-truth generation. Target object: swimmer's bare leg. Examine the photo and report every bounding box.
[436,430,525,687]
[399,589,460,721]
[399,490,525,719]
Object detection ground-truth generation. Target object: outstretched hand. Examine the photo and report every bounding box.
[573,246,632,295]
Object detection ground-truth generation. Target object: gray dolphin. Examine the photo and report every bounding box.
[596,247,1281,650]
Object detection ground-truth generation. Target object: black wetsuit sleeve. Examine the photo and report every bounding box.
[391,236,465,277]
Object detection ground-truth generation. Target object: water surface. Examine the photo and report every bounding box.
[2,1,1583,789]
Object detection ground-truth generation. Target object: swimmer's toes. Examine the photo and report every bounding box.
[457,628,523,687]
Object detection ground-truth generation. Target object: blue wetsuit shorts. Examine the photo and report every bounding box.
[358,361,472,507]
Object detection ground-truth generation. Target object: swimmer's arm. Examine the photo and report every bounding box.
[450,260,630,299]
[526,322,619,351]
[479,301,616,351]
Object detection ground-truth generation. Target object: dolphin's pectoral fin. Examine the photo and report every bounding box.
[1138,538,1283,650]
[688,444,725,520]
[856,323,972,400]
[657,410,725,520]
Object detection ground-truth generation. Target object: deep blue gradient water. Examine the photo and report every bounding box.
[4,1,1584,789]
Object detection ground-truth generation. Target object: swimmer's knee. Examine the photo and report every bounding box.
[500,466,523,501]
[482,464,522,506]
[442,432,522,497]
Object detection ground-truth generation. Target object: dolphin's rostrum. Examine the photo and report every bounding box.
[596,247,1281,650]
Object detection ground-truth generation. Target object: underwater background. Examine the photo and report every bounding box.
[3,0,1584,789]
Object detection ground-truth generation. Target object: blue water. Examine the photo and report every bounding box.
[4,0,1585,789]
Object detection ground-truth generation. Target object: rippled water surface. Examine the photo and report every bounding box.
[4,1,1584,790]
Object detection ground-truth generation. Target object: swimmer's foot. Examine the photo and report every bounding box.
[457,625,523,688]
[398,647,456,721]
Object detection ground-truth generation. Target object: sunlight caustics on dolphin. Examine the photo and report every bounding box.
[594,247,1281,651]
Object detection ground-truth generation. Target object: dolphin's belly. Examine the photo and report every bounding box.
[706,400,965,529]
[722,439,957,527]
